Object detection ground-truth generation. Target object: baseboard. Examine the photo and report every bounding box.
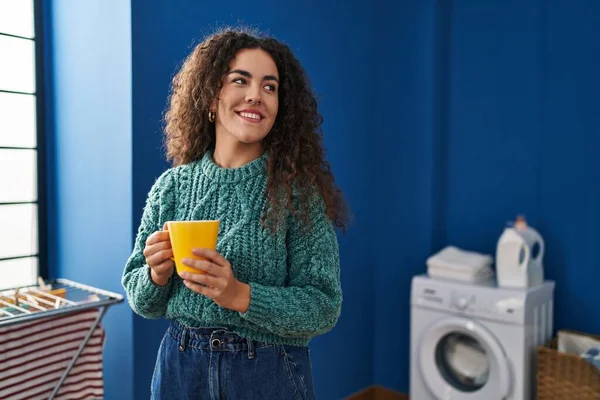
[345,385,409,400]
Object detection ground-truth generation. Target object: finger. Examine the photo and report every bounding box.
[143,240,172,258]
[180,271,221,289]
[183,280,217,298]
[192,248,228,267]
[182,258,221,276]
[150,240,172,252]
[153,259,175,275]
[146,231,171,246]
[146,249,174,266]
[163,222,169,231]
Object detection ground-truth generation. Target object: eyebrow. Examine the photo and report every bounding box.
[227,69,279,83]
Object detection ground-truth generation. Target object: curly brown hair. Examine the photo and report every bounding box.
[163,27,350,233]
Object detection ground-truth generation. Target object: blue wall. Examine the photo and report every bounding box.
[49,1,134,400]
[130,0,374,399]
[47,0,600,398]
[373,0,600,394]
[372,0,440,392]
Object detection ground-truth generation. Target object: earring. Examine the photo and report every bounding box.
[208,111,216,123]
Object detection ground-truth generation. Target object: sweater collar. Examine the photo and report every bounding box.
[200,150,268,183]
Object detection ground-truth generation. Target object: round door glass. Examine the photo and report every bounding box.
[435,332,490,392]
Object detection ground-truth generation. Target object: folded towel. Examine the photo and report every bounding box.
[427,246,493,272]
[426,246,494,283]
[557,331,600,374]
[428,264,494,282]
[558,330,600,355]
[581,347,600,374]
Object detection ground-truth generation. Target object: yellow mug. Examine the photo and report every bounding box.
[166,220,220,275]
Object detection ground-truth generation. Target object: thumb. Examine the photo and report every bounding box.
[163,222,169,231]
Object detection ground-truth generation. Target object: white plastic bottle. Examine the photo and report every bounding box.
[495,216,545,288]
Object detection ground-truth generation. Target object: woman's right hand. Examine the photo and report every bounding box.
[143,223,175,286]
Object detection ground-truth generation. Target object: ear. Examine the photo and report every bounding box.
[210,98,218,113]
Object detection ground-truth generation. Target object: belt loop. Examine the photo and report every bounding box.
[179,327,187,352]
[247,339,255,359]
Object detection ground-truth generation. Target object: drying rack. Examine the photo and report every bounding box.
[0,279,123,400]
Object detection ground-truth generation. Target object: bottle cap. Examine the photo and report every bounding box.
[514,215,528,230]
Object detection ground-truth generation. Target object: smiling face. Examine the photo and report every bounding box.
[212,48,280,146]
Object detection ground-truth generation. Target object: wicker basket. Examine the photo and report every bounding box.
[537,329,600,400]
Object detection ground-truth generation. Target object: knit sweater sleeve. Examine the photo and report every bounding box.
[121,169,177,319]
[239,195,342,339]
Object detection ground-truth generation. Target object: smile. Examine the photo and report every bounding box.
[236,111,263,123]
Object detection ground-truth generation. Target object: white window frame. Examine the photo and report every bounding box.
[0,0,47,290]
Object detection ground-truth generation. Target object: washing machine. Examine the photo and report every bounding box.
[410,274,554,400]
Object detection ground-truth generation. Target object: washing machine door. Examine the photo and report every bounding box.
[419,316,511,400]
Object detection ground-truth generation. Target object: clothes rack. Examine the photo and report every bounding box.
[0,279,123,400]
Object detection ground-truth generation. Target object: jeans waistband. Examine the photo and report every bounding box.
[167,320,271,359]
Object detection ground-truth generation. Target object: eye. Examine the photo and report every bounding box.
[264,84,277,92]
[232,77,247,85]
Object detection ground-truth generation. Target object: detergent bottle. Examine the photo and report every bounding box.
[496,215,545,288]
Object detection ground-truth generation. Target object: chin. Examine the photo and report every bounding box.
[233,132,269,144]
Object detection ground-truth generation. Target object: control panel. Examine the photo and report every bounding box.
[411,276,526,324]
[452,293,474,311]
[412,275,555,326]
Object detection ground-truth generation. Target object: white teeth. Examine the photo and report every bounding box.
[240,112,261,120]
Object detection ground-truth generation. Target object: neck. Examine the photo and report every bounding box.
[213,132,264,168]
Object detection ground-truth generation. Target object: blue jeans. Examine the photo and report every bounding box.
[151,321,316,400]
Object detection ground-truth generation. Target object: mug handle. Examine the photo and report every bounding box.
[163,222,174,261]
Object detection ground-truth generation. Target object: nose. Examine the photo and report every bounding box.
[245,83,262,105]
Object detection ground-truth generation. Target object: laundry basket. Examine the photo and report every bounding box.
[537,329,600,400]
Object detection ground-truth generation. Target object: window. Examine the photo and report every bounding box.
[0,0,46,290]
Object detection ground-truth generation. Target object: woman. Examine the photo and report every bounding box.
[122,27,349,400]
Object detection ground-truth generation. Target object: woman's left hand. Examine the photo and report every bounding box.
[180,248,251,313]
